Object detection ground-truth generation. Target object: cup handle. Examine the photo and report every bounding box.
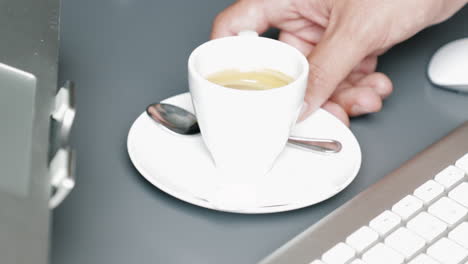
[238,30,259,37]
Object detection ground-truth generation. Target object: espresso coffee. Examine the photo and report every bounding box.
[206,69,293,90]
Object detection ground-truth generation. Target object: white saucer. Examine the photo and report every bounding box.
[127,93,361,214]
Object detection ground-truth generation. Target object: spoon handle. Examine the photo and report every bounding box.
[287,136,342,153]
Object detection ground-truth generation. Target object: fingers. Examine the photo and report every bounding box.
[331,86,382,117]
[352,56,378,74]
[278,22,325,55]
[211,1,270,39]
[321,101,350,126]
[355,72,393,98]
[330,72,393,117]
[279,23,325,44]
[311,73,391,126]
[345,72,365,87]
[278,31,315,55]
[299,27,370,120]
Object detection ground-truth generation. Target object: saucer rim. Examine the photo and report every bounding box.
[127,92,361,214]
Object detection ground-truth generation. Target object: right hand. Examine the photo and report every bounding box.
[211,0,467,125]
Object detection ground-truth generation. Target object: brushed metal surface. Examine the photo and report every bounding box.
[261,121,468,264]
[0,0,60,263]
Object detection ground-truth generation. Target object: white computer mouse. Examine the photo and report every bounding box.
[427,38,468,92]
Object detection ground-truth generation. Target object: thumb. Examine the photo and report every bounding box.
[211,1,270,39]
[299,28,370,120]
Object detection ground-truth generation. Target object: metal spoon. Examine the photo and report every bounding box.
[146,103,342,153]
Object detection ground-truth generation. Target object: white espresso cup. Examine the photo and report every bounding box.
[188,31,309,182]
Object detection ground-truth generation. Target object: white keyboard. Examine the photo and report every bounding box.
[260,122,468,264]
[312,153,468,264]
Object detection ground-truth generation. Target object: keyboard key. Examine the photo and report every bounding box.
[428,197,467,226]
[414,180,444,205]
[407,212,447,243]
[449,222,468,249]
[369,210,401,236]
[449,182,468,208]
[362,243,404,264]
[322,242,355,264]
[392,195,423,220]
[349,260,367,264]
[427,237,468,264]
[407,254,440,264]
[309,260,325,264]
[346,226,379,253]
[455,153,468,173]
[435,165,466,190]
[385,227,425,260]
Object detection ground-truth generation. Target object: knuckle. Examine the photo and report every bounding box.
[332,2,390,50]
[308,61,332,90]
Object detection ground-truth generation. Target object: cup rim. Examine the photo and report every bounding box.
[188,35,309,93]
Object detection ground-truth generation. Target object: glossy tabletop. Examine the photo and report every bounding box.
[52,1,468,263]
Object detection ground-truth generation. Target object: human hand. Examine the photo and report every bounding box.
[211,0,467,125]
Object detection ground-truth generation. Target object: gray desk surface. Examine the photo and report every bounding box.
[51,1,468,263]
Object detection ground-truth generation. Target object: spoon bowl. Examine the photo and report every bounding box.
[146,103,199,135]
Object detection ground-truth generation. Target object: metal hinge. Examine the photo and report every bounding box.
[49,81,76,209]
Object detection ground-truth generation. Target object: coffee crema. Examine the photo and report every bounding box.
[206,68,294,90]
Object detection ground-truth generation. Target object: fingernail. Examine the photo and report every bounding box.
[374,84,389,97]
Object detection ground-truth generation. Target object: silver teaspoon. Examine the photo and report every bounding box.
[146,103,342,153]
